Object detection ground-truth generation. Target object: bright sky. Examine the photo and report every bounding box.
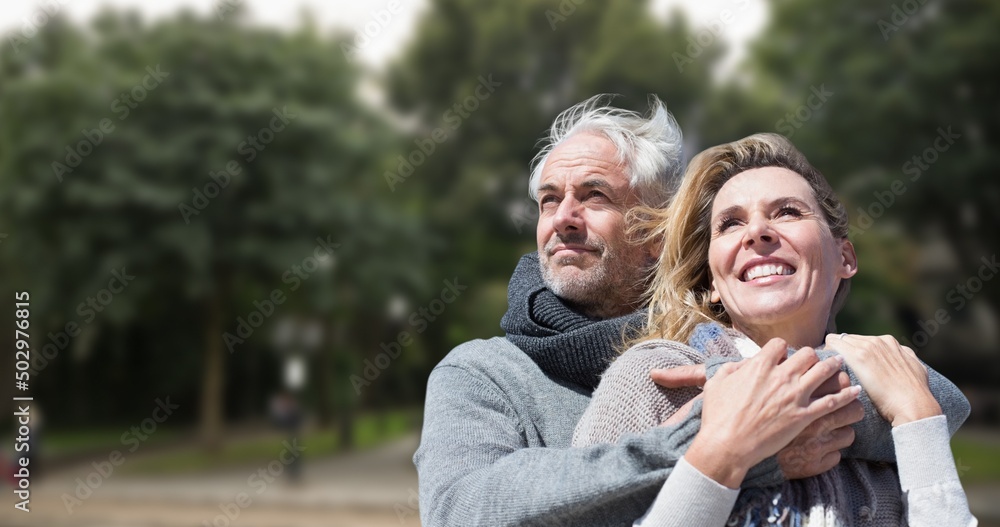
[1,0,768,74]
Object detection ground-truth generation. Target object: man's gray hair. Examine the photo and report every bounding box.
[528,94,684,208]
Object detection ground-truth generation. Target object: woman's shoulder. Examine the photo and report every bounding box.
[576,339,704,446]
[609,339,706,375]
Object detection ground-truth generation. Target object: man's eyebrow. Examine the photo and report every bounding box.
[579,179,614,190]
[538,179,615,193]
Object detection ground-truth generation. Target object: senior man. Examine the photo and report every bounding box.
[414,95,866,526]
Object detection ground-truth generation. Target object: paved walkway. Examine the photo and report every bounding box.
[2,431,998,526]
[0,433,422,527]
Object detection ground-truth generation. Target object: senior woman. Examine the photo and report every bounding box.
[573,133,975,526]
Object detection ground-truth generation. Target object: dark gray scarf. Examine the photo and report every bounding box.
[499,252,645,389]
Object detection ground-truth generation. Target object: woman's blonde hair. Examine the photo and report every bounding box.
[631,133,851,345]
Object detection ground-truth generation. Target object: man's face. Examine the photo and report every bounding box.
[535,132,652,318]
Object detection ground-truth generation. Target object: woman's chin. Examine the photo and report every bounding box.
[730,299,806,326]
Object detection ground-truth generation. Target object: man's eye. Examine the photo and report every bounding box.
[540,195,558,206]
[586,190,607,200]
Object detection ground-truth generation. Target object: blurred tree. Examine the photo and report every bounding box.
[0,7,428,446]
[705,0,1000,383]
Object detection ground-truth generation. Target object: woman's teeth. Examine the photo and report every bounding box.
[744,264,794,281]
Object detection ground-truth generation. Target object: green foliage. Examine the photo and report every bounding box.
[0,9,428,436]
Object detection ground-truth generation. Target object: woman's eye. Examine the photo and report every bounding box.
[777,206,803,218]
[717,217,741,233]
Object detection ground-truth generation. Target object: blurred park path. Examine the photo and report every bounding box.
[0,433,421,527]
[2,429,998,526]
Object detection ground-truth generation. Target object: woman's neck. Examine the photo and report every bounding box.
[733,319,826,350]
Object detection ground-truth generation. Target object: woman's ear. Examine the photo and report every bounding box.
[839,239,858,279]
[709,278,721,303]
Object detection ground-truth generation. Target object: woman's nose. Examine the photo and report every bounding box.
[743,215,775,247]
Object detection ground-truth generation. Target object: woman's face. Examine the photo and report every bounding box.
[707,167,856,338]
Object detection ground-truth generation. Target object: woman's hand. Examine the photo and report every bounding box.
[684,338,861,488]
[825,333,942,427]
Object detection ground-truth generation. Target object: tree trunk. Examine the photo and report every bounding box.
[315,327,334,428]
[199,292,225,450]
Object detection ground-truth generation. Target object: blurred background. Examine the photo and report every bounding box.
[0,0,997,525]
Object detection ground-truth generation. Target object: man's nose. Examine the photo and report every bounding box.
[552,196,585,234]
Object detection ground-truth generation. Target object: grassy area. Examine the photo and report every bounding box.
[42,409,420,476]
[43,428,186,457]
[952,434,1000,484]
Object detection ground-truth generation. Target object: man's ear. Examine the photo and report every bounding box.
[839,239,858,279]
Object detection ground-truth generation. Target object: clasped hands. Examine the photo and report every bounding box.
[651,334,940,481]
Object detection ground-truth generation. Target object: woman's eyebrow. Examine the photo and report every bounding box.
[712,204,742,221]
[711,197,813,220]
[770,196,813,209]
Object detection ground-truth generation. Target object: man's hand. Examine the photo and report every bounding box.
[777,379,863,478]
[652,362,863,479]
[650,364,709,426]
[650,364,707,389]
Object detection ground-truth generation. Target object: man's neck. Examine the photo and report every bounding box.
[568,297,642,321]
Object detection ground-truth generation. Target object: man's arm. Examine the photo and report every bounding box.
[415,363,783,527]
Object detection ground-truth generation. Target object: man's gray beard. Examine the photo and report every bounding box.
[538,244,647,319]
